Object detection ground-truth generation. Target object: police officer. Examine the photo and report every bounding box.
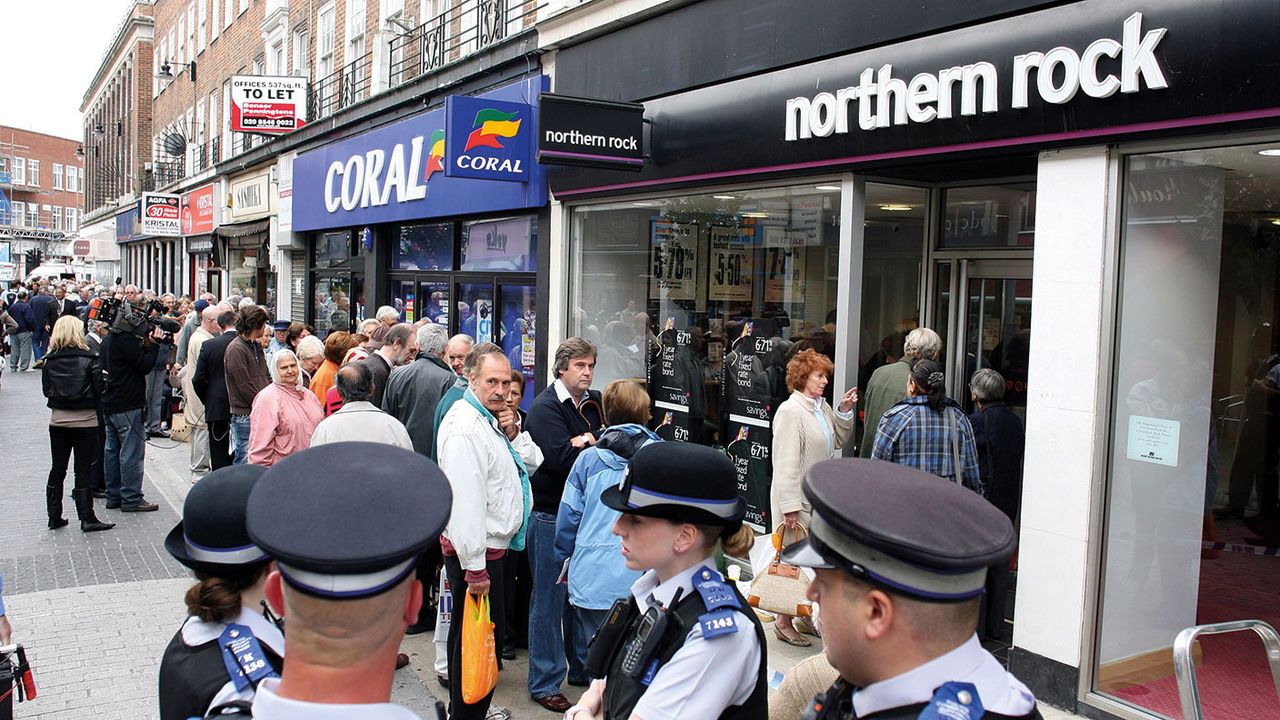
[239,441,452,719]
[566,442,768,720]
[782,459,1042,719]
[158,465,282,720]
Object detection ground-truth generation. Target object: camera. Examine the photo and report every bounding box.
[87,297,182,340]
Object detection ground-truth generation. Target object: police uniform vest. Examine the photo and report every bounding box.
[600,570,768,720]
[158,629,283,720]
[805,679,1044,720]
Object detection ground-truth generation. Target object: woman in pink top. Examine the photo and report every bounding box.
[247,350,325,466]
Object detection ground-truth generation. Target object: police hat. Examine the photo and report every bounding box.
[165,465,270,575]
[246,442,452,599]
[272,320,291,332]
[781,459,1014,601]
[601,443,746,528]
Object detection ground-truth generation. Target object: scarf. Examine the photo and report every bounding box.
[463,388,532,552]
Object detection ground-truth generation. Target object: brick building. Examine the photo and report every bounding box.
[0,127,86,279]
[80,0,156,286]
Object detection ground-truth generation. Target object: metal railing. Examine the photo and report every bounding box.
[145,159,185,191]
[389,0,541,88]
[310,52,373,121]
[1174,620,1280,720]
[190,139,220,174]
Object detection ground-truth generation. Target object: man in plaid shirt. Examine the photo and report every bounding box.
[871,359,983,493]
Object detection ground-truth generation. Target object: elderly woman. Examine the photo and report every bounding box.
[295,335,325,388]
[770,348,857,645]
[308,331,357,405]
[248,349,324,467]
[871,358,982,491]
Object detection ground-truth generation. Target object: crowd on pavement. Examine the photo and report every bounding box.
[0,274,1043,720]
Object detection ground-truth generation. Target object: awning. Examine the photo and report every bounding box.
[215,218,270,249]
[187,235,215,254]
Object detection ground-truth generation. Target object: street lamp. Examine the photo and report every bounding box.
[156,60,197,82]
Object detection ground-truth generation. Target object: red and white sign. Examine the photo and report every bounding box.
[230,75,309,134]
[141,193,182,237]
[181,184,216,235]
[72,239,91,256]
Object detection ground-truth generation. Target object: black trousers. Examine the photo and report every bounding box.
[980,562,1014,642]
[445,553,507,720]
[48,426,96,518]
[208,419,233,470]
[89,409,107,493]
[502,548,531,649]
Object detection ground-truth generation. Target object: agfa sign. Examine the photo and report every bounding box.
[444,96,531,182]
[141,193,181,237]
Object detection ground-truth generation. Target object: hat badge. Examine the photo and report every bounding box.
[957,690,973,706]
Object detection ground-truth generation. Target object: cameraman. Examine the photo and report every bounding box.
[100,308,167,513]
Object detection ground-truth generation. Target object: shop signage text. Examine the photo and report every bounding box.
[228,171,272,222]
[323,135,432,212]
[537,94,645,170]
[230,75,309,134]
[786,12,1166,141]
[445,96,532,182]
[141,193,181,237]
[181,184,215,235]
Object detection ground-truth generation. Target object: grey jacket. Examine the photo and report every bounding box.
[381,354,459,456]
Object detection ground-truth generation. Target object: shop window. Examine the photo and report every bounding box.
[313,230,353,268]
[939,183,1035,248]
[313,273,365,337]
[394,223,453,270]
[1096,144,1280,717]
[461,216,537,272]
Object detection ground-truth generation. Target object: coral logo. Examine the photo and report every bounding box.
[424,130,445,182]
[463,109,522,152]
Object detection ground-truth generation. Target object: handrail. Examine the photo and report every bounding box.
[1173,619,1280,720]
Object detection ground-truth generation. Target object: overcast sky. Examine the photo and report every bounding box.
[0,1,137,141]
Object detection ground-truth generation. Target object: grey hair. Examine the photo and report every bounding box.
[903,327,943,361]
[385,323,415,348]
[335,361,374,402]
[553,337,597,378]
[237,296,256,310]
[447,334,474,351]
[296,335,325,361]
[464,342,506,379]
[970,368,1006,403]
[357,318,381,335]
[375,305,399,323]
[269,350,304,388]
[418,323,449,357]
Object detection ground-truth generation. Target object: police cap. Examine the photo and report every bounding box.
[601,442,746,529]
[246,442,452,599]
[781,459,1014,601]
[166,464,269,575]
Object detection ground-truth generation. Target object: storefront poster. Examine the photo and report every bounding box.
[462,217,533,271]
[141,193,181,237]
[292,77,549,232]
[648,320,698,443]
[181,184,215,235]
[763,227,807,304]
[722,319,782,531]
[708,225,755,302]
[649,219,700,301]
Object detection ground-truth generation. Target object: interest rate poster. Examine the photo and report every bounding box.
[722,318,780,532]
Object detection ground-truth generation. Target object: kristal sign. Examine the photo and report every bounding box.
[141,193,182,237]
[290,78,548,232]
[445,96,532,182]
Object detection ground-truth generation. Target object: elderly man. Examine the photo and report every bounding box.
[437,344,542,720]
[360,323,418,408]
[381,323,456,456]
[859,327,943,457]
[525,337,605,710]
[29,284,57,365]
[375,304,400,328]
[295,335,325,387]
[181,305,223,478]
[443,333,473,376]
[193,310,239,470]
[311,363,413,449]
[224,306,271,465]
[174,299,209,367]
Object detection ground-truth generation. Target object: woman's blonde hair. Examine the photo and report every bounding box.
[49,315,89,353]
[603,379,650,426]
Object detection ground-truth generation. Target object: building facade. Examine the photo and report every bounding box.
[0,127,86,280]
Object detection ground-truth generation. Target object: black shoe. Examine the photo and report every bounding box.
[81,519,115,532]
[121,501,159,512]
[48,517,69,529]
[149,430,171,439]
[91,489,107,498]
[436,674,449,688]
[501,646,517,661]
[566,677,590,688]
[105,501,121,509]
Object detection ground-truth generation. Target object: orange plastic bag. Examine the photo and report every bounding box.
[461,592,499,703]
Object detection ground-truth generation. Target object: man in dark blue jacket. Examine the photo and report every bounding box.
[6,290,35,372]
[29,286,57,364]
[523,337,605,712]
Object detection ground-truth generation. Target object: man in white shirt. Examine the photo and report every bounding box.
[436,344,542,720]
[311,363,413,450]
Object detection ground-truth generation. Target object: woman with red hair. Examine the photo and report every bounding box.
[770,348,858,645]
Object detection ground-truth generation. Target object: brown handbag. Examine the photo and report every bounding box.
[747,524,813,617]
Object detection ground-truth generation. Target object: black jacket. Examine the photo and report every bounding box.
[101,331,160,414]
[193,331,236,422]
[381,355,457,455]
[969,403,1026,522]
[41,348,102,410]
[527,382,606,514]
[29,293,57,333]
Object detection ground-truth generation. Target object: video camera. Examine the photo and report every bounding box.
[87,297,183,340]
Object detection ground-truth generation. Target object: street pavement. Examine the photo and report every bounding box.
[0,367,1079,719]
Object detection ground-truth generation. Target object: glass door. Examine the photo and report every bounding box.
[498,282,536,412]
[949,260,1034,418]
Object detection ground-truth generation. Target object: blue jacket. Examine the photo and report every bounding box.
[8,300,35,333]
[29,294,56,335]
[554,424,658,610]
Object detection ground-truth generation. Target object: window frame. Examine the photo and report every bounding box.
[52,163,63,190]
[27,160,39,187]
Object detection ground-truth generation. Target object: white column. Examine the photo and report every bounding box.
[834,172,864,430]
[1013,146,1113,671]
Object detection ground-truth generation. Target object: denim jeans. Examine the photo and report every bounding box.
[569,605,610,680]
[32,332,48,361]
[7,331,31,371]
[527,510,585,697]
[145,367,167,432]
[230,414,251,465]
[104,409,145,507]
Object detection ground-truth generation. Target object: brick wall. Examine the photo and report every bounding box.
[0,127,86,232]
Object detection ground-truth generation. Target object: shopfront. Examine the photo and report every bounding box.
[221,167,276,307]
[181,183,218,298]
[292,75,548,396]
[544,0,1280,717]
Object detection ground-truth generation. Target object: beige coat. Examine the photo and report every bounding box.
[180,327,214,426]
[770,391,854,526]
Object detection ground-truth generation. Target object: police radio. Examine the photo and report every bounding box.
[620,588,683,681]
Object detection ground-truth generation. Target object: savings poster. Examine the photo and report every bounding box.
[649,318,697,443]
[708,225,754,302]
[649,219,700,301]
[722,318,780,532]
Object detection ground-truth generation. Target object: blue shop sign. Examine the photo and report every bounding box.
[444,95,531,182]
[116,205,140,244]
[292,77,547,232]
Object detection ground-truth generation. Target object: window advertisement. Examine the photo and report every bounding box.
[571,185,841,521]
[1097,144,1280,718]
[461,216,536,272]
[181,184,216,235]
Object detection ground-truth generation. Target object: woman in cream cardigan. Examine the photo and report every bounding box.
[770,348,857,645]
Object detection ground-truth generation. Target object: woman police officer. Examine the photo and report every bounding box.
[158,465,284,720]
[566,442,767,720]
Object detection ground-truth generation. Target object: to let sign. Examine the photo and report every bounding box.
[141,193,182,237]
[230,75,309,134]
[537,94,645,170]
